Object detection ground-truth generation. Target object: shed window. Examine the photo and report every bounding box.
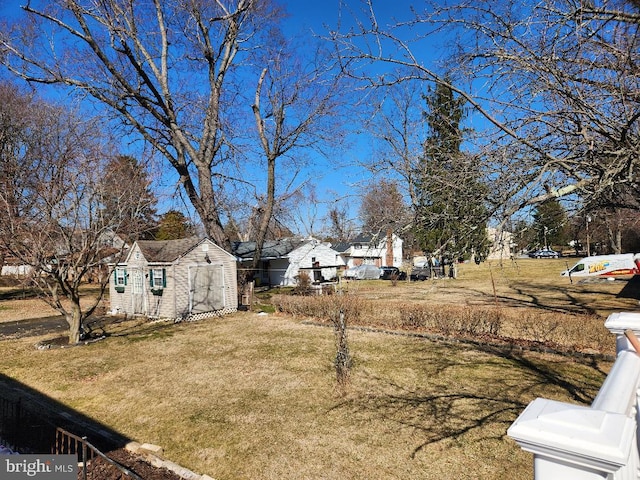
[150,268,166,288]
[114,268,127,286]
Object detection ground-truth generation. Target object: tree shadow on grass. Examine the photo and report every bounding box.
[461,276,638,317]
[0,373,131,454]
[0,315,178,345]
[332,341,608,459]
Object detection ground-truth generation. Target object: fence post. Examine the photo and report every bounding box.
[507,398,636,479]
[81,436,88,480]
[604,312,640,354]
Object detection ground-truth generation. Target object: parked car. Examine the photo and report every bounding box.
[410,266,431,281]
[379,266,407,280]
[342,264,382,280]
[528,248,560,259]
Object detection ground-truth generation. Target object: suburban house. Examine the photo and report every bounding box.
[486,227,515,260]
[233,237,344,287]
[334,232,404,269]
[109,237,237,320]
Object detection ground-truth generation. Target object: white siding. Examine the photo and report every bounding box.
[341,235,403,268]
[282,241,344,286]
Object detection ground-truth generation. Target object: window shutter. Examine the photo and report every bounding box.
[162,268,166,288]
[150,270,154,287]
[113,270,117,285]
[124,269,128,286]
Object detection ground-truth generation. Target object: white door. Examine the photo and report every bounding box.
[131,269,145,315]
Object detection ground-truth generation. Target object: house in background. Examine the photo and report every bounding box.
[233,237,344,287]
[486,227,514,260]
[110,237,237,320]
[334,232,404,269]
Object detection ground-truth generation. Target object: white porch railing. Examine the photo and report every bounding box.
[508,312,640,480]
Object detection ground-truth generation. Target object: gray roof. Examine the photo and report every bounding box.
[333,234,383,252]
[332,242,351,253]
[136,237,201,263]
[351,233,378,244]
[233,238,306,260]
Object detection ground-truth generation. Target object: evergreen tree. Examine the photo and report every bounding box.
[532,199,568,249]
[414,81,489,260]
[156,210,195,240]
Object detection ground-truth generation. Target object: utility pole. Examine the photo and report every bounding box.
[586,216,591,257]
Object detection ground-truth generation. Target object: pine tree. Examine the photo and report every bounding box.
[414,81,489,260]
[155,210,195,240]
[532,199,568,249]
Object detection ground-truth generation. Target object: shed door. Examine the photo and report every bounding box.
[189,265,225,314]
[131,269,145,315]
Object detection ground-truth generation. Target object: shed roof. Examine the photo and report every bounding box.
[136,236,202,263]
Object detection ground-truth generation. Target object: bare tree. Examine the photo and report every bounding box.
[0,87,152,344]
[330,0,640,223]
[101,155,159,241]
[248,33,346,275]
[0,0,281,250]
[324,204,355,243]
[359,80,428,210]
[359,179,408,235]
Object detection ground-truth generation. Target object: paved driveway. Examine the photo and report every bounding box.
[0,316,67,339]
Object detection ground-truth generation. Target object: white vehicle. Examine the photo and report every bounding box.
[342,264,381,280]
[561,253,640,278]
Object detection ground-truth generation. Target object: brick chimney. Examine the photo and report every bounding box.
[386,229,393,267]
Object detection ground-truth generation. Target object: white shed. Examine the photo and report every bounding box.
[109,237,237,320]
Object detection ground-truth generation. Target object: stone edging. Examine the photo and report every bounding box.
[125,442,215,480]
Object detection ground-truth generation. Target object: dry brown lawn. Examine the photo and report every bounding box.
[0,286,106,323]
[0,258,637,480]
[335,257,640,318]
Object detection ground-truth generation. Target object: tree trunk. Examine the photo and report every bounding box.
[66,302,82,344]
[606,214,623,254]
[251,156,276,273]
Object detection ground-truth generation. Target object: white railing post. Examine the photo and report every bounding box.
[508,398,636,479]
[605,312,640,355]
[508,311,640,479]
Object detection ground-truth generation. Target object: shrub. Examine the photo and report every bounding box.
[292,272,312,296]
[270,293,610,355]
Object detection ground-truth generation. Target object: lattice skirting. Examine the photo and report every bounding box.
[185,307,237,322]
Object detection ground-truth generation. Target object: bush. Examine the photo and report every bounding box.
[292,272,312,296]
[270,293,610,355]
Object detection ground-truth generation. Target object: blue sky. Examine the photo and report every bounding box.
[0,0,435,235]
